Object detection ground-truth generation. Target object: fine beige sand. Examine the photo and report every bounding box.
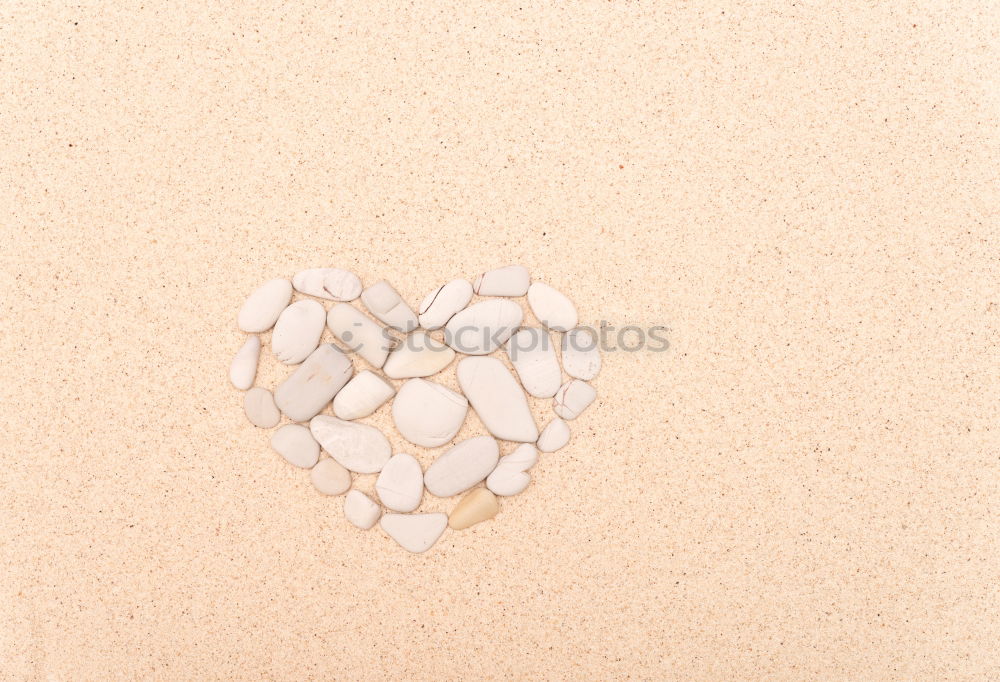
[2,2,999,680]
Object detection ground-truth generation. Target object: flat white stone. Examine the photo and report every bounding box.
[292,268,362,301]
[444,299,523,355]
[332,370,395,420]
[274,344,353,422]
[326,303,394,368]
[561,327,601,380]
[505,327,561,398]
[424,435,500,497]
[271,299,326,365]
[486,443,538,496]
[456,357,538,442]
[270,423,320,468]
[375,454,424,512]
[344,490,381,529]
[229,335,260,390]
[381,513,448,553]
[391,379,468,448]
[418,279,473,329]
[310,415,392,474]
[473,265,529,296]
[244,387,280,428]
[310,457,352,495]
[527,282,578,332]
[382,331,455,379]
[360,280,418,332]
[238,279,292,332]
[553,380,596,420]
[536,418,570,452]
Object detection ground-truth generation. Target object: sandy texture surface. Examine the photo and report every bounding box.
[2,1,999,679]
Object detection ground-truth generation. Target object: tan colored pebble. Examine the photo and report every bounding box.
[310,457,352,495]
[448,488,500,530]
[244,387,280,428]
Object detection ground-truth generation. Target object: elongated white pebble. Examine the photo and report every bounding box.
[326,303,394,368]
[238,279,293,332]
[270,424,320,468]
[344,490,381,529]
[310,457,351,495]
[444,299,523,355]
[244,388,280,428]
[310,415,392,474]
[486,443,538,497]
[274,344,353,422]
[361,280,418,333]
[424,435,500,497]
[418,279,473,330]
[271,299,326,365]
[229,336,260,390]
[527,282,577,332]
[456,357,538,443]
[292,268,362,301]
[505,327,561,398]
[381,513,448,553]
[536,418,570,452]
[553,380,596,420]
[383,331,455,379]
[392,378,468,448]
[375,453,423,512]
[473,265,529,296]
[333,370,395,420]
[561,327,601,380]
[449,488,499,530]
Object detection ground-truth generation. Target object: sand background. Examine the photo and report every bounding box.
[2,1,999,680]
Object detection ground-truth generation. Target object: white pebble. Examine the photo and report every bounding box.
[553,380,596,420]
[527,282,578,332]
[424,435,500,497]
[505,327,561,398]
[473,265,529,296]
[486,443,538,497]
[229,336,260,390]
[380,513,448,553]
[418,279,473,330]
[561,327,601,380]
[274,344,353,422]
[244,387,280,428]
[238,279,293,332]
[271,299,326,365]
[360,280,418,333]
[344,490,381,529]
[270,423,320,468]
[456,357,538,443]
[444,299,523,355]
[326,303,394,368]
[310,457,352,495]
[310,415,392,474]
[375,454,424,512]
[382,331,455,379]
[292,268,362,301]
[332,370,395,420]
[391,379,469,448]
[536,418,570,452]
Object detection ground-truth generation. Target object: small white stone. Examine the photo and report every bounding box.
[274,344,353,422]
[292,268,362,301]
[391,378,469,448]
[244,387,280,428]
[424,435,500,497]
[270,424,320,468]
[473,265,529,296]
[553,380,596,420]
[375,454,424,512]
[380,513,448,553]
[238,279,293,332]
[382,331,455,379]
[271,299,326,365]
[418,279,473,330]
[310,457,352,495]
[527,282,578,332]
[310,415,392,474]
[456,357,538,443]
[444,299,524,355]
[344,490,381,529]
[360,280,418,332]
[332,370,395,420]
[486,443,538,497]
[561,327,601,380]
[536,418,570,452]
[229,335,260,390]
[326,303,394,368]
[505,327,561,398]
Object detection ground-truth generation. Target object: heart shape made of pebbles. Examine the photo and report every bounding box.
[230,266,600,553]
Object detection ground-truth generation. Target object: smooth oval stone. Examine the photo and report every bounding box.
[238,279,293,332]
[561,327,601,380]
[344,490,381,529]
[274,344,353,422]
[229,335,260,390]
[310,457,352,495]
[553,380,596,420]
[292,268,362,301]
[392,379,468,448]
[333,370,395,420]
[310,415,392,474]
[527,282,577,332]
[505,327,561,398]
[326,303,394,368]
[444,299,523,355]
[456,357,538,442]
[375,453,424,513]
[360,280,418,333]
[244,387,280,428]
[448,488,500,530]
[473,265,529,296]
[424,435,500,497]
[380,513,448,553]
[382,331,456,379]
[270,423,320,468]
[271,299,326,365]
[418,279,473,330]
[536,418,570,452]
[486,443,537,497]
